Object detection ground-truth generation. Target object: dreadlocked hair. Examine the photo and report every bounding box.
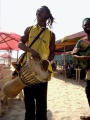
[36,5,55,28]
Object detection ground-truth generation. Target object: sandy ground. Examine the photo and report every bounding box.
[0,69,90,120]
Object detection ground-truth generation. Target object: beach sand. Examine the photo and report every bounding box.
[0,70,90,120]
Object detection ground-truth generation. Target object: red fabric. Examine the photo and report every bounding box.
[0,32,21,50]
[0,53,12,58]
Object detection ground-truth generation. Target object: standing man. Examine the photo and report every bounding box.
[72,18,90,120]
[18,6,56,120]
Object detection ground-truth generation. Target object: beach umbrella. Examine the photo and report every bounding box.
[55,31,86,52]
[0,53,12,65]
[0,53,12,58]
[0,31,21,61]
[55,31,86,79]
[0,32,21,50]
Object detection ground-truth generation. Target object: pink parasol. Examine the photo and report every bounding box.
[0,32,21,50]
[0,53,12,58]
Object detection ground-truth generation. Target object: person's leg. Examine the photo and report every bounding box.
[80,80,90,120]
[85,80,90,106]
[35,82,48,120]
[24,86,36,120]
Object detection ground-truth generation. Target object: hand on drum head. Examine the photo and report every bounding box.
[30,49,41,60]
[12,75,18,79]
[41,60,49,71]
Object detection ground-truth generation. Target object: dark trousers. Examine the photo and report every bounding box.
[85,80,90,106]
[24,82,48,120]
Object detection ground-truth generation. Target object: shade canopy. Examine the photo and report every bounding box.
[55,31,86,52]
[0,53,12,58]
[0,32,21,50]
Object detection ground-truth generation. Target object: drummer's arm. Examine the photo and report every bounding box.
[18,27,33,52]
[48,32,56,62]
[18,27,41,60]
[12,62,17,69]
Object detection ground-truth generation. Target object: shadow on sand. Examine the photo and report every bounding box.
[47,109,55,120]
[53,69,86,88]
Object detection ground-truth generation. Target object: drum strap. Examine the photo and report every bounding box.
[29,28,45,47]
[13,27,46,76]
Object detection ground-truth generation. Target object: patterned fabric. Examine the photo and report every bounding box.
[72,39,90,54]
[72,39,90,80]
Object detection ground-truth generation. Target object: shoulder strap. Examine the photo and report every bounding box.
[12,27,45,75]
[22,28,45,60]
[21,27,45,61]
[29,28,45,48]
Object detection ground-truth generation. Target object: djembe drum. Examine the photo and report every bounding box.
[3,53,51,98]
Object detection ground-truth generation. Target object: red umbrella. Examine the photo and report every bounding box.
[0,53,12,65]
[0,32,21,50]
[0,53,12,58]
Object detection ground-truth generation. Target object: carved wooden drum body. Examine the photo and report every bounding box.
[3,57,51,98]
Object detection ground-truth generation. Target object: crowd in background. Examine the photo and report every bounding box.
[66,60,78,78]
[53,60,86,80]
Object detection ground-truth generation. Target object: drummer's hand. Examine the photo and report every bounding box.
[73,55,90,61]
[30,49,41,60]
[72,55,84,61]
[81,56,90,61]
[41,60,49,71]
[12,75,17,79]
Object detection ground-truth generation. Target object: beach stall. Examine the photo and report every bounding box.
[55,30,86,79]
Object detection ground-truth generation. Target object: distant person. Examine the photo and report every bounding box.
[69,60,74,78]
[66,62,71,78]
[72,18,90,120]
[73,61,78,68]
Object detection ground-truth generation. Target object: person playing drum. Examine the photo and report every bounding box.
[18,6,56,120]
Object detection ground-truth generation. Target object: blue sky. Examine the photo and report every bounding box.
[1,0,90,40]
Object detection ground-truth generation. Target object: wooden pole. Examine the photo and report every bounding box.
[64,44,66,81]
[17,50,19,62]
